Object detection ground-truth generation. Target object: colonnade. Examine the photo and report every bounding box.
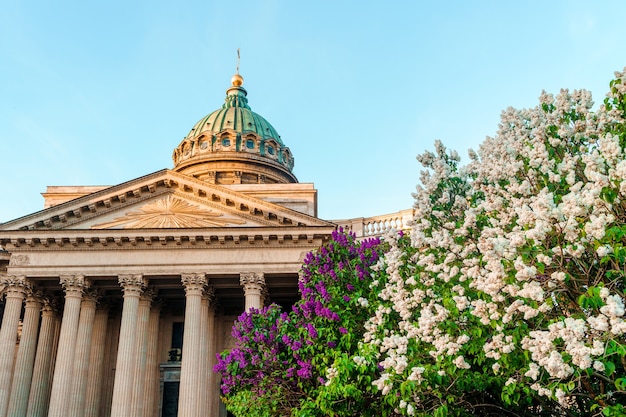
[0,271,267,417]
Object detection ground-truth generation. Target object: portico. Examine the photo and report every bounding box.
[0,225,331,417]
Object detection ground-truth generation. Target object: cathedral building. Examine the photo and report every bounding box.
[0,73,412,417]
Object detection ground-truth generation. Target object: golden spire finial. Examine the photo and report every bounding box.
[231,48,244,87]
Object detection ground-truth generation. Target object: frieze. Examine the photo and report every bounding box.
[9,254,30,266]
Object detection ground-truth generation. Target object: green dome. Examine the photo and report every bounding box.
[185,83,284,145]
[172,74,297,185]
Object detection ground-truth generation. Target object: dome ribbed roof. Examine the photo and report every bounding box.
[184,82,284,145]
[172,74,296,185]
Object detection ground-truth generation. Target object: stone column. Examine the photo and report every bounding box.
[240,272,265,311]
[178,273,207,417]
[110,274,146,417]
[0,276,28,417]
[46,312,62,413]
[206,290,219,417]
[47,275,87,417]
[6,291,41,417]
[99,312,120,417]
[67,291,98,417]
[130,289,153,417]
[26,300,57,417]
[83,304,109,417]
[142,300,161,417]
[198,290,210,416]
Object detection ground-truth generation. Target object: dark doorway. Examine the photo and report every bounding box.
[161,382,179,417]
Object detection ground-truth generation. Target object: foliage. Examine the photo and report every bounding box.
[362,69,626,416]
[216,68,626,417]
[215,229,386,416]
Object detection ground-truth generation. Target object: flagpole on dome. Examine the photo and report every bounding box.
[232,48,243,87]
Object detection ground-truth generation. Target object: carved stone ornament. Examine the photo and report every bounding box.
[91,195,246,229]
[59,275,88,296]
[8,254,30,266]
[140,287,157,304]
[25,290,44,306]
[0,275,30,296]
[118,274,147,295]
[203,286,215,306]
[82,287,101,305]
[181,273,207,294]
[240,272,265,291]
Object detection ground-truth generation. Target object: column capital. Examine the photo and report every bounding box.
[41,299,57,317]
[24,290,44,307]
[240,272,265,291]
[201,286,216,308]
[261,285,270,307]
[81,288,100,310]
[150,296,164,313]
[83,287,101,302]
[139,287,157,307]
[118,274,147,296]
[1,275,30,297]
[60,275,88,297]
[181,273,207,295]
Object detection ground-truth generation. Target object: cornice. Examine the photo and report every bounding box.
[0,225,335,251]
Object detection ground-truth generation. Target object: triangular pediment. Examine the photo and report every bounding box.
[0,170,334,232]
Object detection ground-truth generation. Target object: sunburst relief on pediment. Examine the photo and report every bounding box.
[91,195,246,229]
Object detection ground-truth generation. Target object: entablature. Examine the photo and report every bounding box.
[0,225,334,251]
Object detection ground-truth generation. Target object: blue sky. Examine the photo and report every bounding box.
[1,0,625,222]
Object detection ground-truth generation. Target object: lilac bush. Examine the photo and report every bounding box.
[360,70,626,416]
[215,229,387,416]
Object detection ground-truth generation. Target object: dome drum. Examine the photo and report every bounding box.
[178,158,297,184]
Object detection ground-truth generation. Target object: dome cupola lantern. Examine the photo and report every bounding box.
[172,73,297,185]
